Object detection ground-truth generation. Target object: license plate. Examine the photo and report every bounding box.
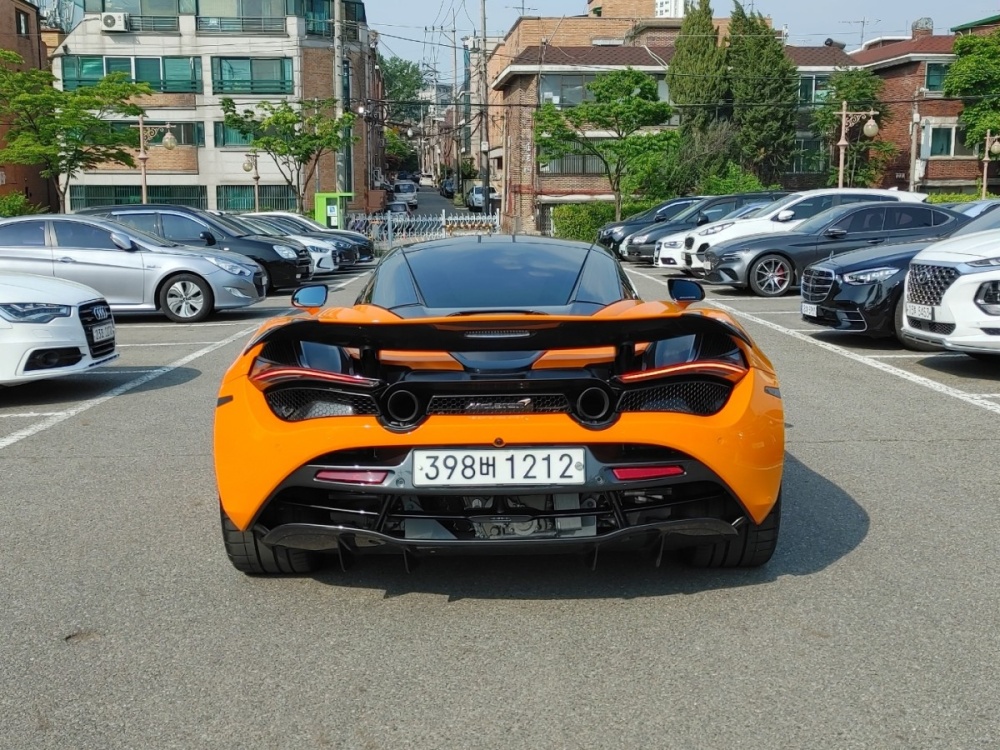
[412,448,586,487]
[905,303,934,321]
[91,321,115,342]
[801,303,818,317]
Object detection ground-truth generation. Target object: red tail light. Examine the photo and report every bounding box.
[612,465,685,481]
[250,362,379,389]
[617,360,747,384]
[314,470,389,484]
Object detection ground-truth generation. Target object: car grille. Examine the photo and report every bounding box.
[427,394,570,416]
[265,388,379,422]
[617,381,733,417]
[78,301,115,358]
[907,318,956,335]
[801,267,835,303]
[684,236,694,249]
[907,264,958,306]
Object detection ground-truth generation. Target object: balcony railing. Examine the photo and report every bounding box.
[305,17,358,40]
[63,77,202,94]
[196,16,286,34]
[127,15,180,32]
[212,78,293,95]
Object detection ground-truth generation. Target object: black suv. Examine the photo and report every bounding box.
[76,205,312,292]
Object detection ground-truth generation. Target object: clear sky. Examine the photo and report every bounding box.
[365,0,1000,85]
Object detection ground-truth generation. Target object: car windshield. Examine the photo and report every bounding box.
[762,192,808,215]
[395,183,416,193]
[203,212,251,237]
[241,217,289,236]
[405,242,591,308]
[954,207,1000,236]
[226,215,279,236]
[723,203,767,220]
[262,216,307,233]
[98,218,179,247]
[671,199,717,223]
[795,205,856,234]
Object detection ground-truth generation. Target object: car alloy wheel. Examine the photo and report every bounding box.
[159,273,214,323]
[750,255,793,297]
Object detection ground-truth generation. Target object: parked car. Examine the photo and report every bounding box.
[705,202,967,297]
[668,188,929,274]
[951,199,1000,218]
[465,185,498,212]
[218,213,347,275]
[385,200,414,217]
[623,192,790,262]
[799,208,1000,348]
[439,178,455,198]
[598,196,705,257]
[0,215,266,323]
[655,202,770,270]
[76,205,311,293]
[247,211,374,261]
[901,224,1000,358]
[0,273,118,386]
[393,181,419,209]
[419,173,436,188]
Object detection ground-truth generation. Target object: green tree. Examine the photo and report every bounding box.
[0,50,150,212]
[624,120,738,198]
[727,2,799,183]
[666,0,729,134]
[384,127,417,172]
[535,69,674,220]
[812,68,896,187]
[698,161,772,194]
[944,31,1000,146]
[379,55,428,123]
[221,97,356,212]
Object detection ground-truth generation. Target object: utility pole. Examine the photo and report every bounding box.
[450,10,460,202]
[333,0,346,199]
[479,0,489,214]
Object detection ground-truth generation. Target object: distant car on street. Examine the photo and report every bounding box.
[393,181,419,210]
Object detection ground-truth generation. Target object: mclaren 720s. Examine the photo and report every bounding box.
[214,235,784,575]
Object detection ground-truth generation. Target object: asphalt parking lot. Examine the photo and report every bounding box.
[2,259,998,748]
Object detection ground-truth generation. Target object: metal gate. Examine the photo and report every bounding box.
[346,210,500,253]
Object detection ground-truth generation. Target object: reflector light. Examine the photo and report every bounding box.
[612,465,685,481]
[250,363,379,389]
[314,470,389,484]
[618,360,747,384]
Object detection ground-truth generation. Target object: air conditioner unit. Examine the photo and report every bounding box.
[101,12,129,32]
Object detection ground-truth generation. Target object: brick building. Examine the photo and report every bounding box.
[0,0,58,211]
[49,0,383,214]
[850,19,975,194]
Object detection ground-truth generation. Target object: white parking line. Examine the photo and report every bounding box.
[743,310,802,315]
[122,321,278,329]
[117,342,221,348]
[629,268,1000,418]
[0,272,372,452]
[0,412,68,418]
[75,368,165,375]
[968,393,1000,398]
[866,353,966,359]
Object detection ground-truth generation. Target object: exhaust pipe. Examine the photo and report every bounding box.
[385,389,421,424]
[576,387,612,422]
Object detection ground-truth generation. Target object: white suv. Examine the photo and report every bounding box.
[664,188,929,274]
[902,229,1000,358]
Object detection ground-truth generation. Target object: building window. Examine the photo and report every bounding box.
[210,57,293,94]
[213,122,254,147]
[61,56,202,92]
[540,74,597,108]
[929,125,974,158]
[540,141,608,175]
[112,121,204,146]
[69,185,207,210]
[925,63,950,92]
[217,184,296,212]
[798,75,831,106]
[790,137,827,173]
[103,0,180,15]
[15,10,30,36]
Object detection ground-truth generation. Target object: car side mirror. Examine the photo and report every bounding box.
[775,209,795,222]
[653,214,665,222]
[825,227,847,239]
[199,230,216,246]
[667,277,705,303]
[695,213,710,226]
[291,284,328,310]
[110,232,135,251]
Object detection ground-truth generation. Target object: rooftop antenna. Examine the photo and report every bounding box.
[841,17,881,46]
[507,2,537,14]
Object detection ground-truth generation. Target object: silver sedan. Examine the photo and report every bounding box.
[0,215,266,323]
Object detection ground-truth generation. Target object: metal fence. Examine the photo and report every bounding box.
[346,210,501,252]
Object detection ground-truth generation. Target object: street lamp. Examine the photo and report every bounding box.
[242,150,260,212]
[131,114,177,204]
[836,100,879,189]
[982,130,1000,199]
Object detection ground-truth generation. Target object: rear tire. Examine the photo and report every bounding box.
[682,492,781,568]
[894,297,938,352]
[221,508,322,575]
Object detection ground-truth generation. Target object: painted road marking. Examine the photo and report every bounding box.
[0,412,68,419]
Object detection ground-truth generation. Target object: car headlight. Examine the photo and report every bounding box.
[842,267,898,285]
[0,303,73,324]
[206,256,252,277]
[273,245,298,260]
[975,280,1000,315]
[333,240,352,249]
[610,227,625,239]
[631,234,649,245]
[699,222,735,236]
[968,256,1000,267]
[305,244,330,255]
[720,253,744,262]
[661,239,681,248]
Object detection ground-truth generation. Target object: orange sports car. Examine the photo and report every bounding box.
[214,236,784,574]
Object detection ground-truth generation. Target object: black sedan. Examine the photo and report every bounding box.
[800,206,1000,347]
[597,196,704,256]
[704,203,967,297]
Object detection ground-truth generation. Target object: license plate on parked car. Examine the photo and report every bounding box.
[905,303,934,321]
[412,448,586,487]
[91,322,115,343]
[801,303,818,317]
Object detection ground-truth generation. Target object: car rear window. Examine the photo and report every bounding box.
[404,242,590,309]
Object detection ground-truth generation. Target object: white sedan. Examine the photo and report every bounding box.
[0,274,118,386]
[652,231,691,270]
[902,229,1000,358]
